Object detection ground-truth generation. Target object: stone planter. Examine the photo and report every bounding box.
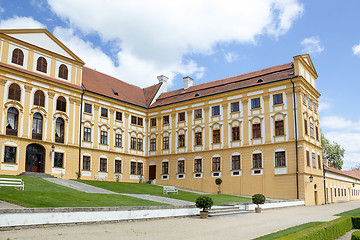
[200,211,209,218]
[255,207,261,213]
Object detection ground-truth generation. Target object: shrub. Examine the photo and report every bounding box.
[195,196,213,212]
[352,231,360,240]
[353,217,360,229]
[215,178,222,185]
[252,194,266,208]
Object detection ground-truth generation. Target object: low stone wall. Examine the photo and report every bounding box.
[237,199,305,211]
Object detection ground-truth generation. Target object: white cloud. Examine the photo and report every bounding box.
[0,7,4,13]
[352,43,360,55]
[301,36,324,54]
[321,116,360,130]
[224,52,240,63]
[0,16,46,29]
[46,0,303,87]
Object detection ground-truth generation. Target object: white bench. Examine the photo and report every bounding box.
[0,178,24,190]
[163,186,178,195]
[94,175,108,181]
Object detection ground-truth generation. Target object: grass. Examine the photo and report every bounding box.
[0,175,165,208]
[253,222,324,240]
[76,179,252,205]
[336,208,360,216]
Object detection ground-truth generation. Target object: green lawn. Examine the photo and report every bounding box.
[0,175,165,208]
[336,208,360,216]
[253,222,324,240]
[76,179,251,205]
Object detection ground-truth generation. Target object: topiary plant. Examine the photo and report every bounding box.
[195,196,213,212]
[252,193,266,208]
[215,178,222,194]
[352,231,360,240]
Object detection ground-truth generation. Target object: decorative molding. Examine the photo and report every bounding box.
[24,85,33,93]
[263,95,270,101]
[109,108,115,114]
[94,104,100,110]
[48,91,55,99]
[0,78,7,86]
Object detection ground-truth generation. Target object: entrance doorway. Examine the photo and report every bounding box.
[26,144,45,173]
[314,191,318,205]
[149,165,156,180]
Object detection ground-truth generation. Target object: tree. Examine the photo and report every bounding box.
[321,133,345,170]
[351,163,360,170]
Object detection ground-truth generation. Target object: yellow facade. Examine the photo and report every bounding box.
[0,29,359,206]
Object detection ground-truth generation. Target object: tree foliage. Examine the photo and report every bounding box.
[321,133,345,170]
[195,196,213,211]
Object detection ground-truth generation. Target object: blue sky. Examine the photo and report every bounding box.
[0,0,359,169]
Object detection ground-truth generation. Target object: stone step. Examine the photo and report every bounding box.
[208,206,249,217]
[209,210,248,217]
[18,172,57,178]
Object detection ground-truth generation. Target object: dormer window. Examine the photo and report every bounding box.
[11,48,24,66]
[58,64,68,80]
[36,57,47,73]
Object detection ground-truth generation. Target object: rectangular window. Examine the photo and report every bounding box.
[232,126,240,141]
[231,102,239,112]
[314,103,317,113]
[137,162,143,175]
[253,153,262,169]
[163,115,169,125]
[100,158,107,172]
[251,98,260,109]
[4,146,16,163]
[306,151,310,167]
[131,116,137,125]
[310,123,314,138]
[150,138,156,151]
[82,156,90,171]
[101,108,108,118]
[150,118,157,127]
[137,117,143,126]
[304,119,308,135]
[178,160,185,173]
[84,103,92,114]
[315,126,319,140]
[131,137,137,149]
[252,123,261,139]
[212,157,221,171]
[194,109,202,119]
[178,134,185,148]
[130,162,136,174]
[195,132,202,146]
[212,106,220,116]
[273,93,283,105]
[115,111,122,121]
[54,152,64,168]
[162,162,169,174]
[275,151,286,167]
[137,138,143,151]
[83,127,91,142]
[213,129,220,143]
[302,93,306,104]
[163,137,169,149]
[308,98,312,109]
[318,155,322,170]
[115,160,121,173]
[232,155,241,170]
[275,120,284,136]
[178,112,185,122]
[100,131,108,145]
[312,152,316,168]
[115,134,122,147]
[194,159,202,172]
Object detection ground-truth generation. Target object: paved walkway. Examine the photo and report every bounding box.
[0,200,24,209]
[1,200,359,240]
[44,178,193,206]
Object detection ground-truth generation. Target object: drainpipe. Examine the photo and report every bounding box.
[290,75,299,199]
[78,85,86,179]
[323,165,327,204]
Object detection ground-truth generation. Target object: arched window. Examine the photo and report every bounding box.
[6,107,19,136]
[11,48,24,66]
[32,113,43,140]
[56,96,66,112]
[36,57,47,73]
[34,90,45,107]
[55,118,64,143]
[58,64,68,80]
[8,83,21,101]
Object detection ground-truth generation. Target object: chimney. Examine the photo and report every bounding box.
[183,76,193,90]
[157,75,168,92]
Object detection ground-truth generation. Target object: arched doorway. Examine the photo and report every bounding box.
[26,144,45,173]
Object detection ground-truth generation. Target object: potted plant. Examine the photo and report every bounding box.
[215,178,222,194]
[195,196,213,218]
[252,193,266,213]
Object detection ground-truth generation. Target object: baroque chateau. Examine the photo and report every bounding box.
[0,29,359,205]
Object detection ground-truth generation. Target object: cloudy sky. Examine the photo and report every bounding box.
[0,0,359,169]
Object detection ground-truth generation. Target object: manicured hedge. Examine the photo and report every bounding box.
[352,231,360,240]
[353,217,360,229]
[277,217,354,240]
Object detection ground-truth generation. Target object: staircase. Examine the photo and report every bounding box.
[208,206,249,217]
[18,172,57,178]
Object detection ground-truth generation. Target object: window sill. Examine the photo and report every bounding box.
[162,123,170,126]
[178,120,186,123]
[273,103,284,106]
[231,140,241,142]
[98,171,108,173]
[84,112,92,116]
[83,140,92,143]
[1,162,17,165]
[53,166,65,169]
[194,144,203,147]
[274,134,285,137]
[212,142,221,145]
[252,168,263,170]
[115,119,123,123]
[115,146,123,148]
[251,107,261,110]
[230,110,240,113]
[99,143,108,146]
[252,138,262,140]
[114,172,122,174]
[274,166,286,168]
[211,115,220,117]
[100,116,109,119]
[231,169,241,171]
[177,146,186,149]
[194,118,202,120]
[82,169,91,171]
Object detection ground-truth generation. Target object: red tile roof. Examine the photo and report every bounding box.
[150,63,294,108]
[324,165,360,180]
[143,83,162,107]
